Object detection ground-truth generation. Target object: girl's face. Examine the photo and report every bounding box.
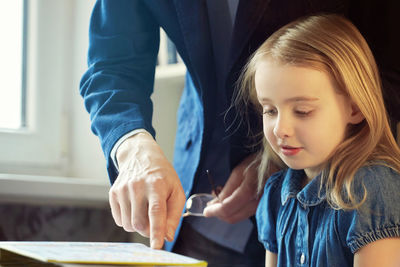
[255,59,357,179]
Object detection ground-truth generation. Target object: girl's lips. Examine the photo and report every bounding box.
[281,146,302,156]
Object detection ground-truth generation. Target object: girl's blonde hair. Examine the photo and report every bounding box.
[235,14,400,210]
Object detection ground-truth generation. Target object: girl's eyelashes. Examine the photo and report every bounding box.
[261,107,314,117]
[262,107,277,116]
[295,109,313,116]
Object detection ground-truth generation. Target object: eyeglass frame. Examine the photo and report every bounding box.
[182,170,221,217]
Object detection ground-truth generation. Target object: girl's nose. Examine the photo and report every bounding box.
[273,115,292,139]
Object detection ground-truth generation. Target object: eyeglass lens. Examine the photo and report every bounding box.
[182,170,221,217]
[182,193,216,217]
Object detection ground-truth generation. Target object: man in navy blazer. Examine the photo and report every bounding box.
[80,0,399,265]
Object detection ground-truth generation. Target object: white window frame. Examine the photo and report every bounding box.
[0,0,186,206]
[0,0,70,175]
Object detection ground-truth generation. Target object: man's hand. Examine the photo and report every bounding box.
[109,132,186,249]
[203,154,261,223]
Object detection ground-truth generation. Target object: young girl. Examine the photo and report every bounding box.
[236,14,400,266]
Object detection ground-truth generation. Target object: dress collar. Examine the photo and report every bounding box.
[281,169,327,207]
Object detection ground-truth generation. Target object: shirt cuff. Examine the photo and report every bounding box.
[110,129,151,171]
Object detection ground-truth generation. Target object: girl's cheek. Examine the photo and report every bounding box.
[264,124,275,144]
[263,123,269,138]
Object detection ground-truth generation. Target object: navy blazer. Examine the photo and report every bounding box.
[80,0,399,249]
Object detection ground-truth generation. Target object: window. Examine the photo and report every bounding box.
[0,0,185,204]
[0,0,69,175]
[0,0,186,177]
[0,0,26,130]
[0,0,111,205]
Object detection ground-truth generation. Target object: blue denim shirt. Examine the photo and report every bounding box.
[256,165,400,267]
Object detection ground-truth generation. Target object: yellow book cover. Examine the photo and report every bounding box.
[0,241,207,266]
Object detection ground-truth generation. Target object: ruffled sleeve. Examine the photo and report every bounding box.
[256,170,285,253]
[340,165,400,253]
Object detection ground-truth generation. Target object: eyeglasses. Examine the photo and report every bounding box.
[182,170,221,217]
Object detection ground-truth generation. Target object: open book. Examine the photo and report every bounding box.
[0,241,207,266]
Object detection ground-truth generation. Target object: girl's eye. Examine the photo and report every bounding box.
[263,108,277,116]
[295,109,313,116]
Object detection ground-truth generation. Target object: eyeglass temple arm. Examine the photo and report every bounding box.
[206,169,220,198]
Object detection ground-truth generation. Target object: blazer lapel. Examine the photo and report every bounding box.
[173,0,271,94]
[173,0,216,94]
[226,0,271,78]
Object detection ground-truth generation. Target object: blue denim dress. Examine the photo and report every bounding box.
[256,165,400,267]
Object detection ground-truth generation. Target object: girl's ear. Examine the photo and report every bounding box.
[348,102,364,125]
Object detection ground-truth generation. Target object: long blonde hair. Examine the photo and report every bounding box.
[235,14,400,210]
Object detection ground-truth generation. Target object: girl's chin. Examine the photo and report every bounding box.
[282,161,319,173]
[280,160,305,170]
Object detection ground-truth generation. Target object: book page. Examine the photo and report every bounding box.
[0,242,207,266]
